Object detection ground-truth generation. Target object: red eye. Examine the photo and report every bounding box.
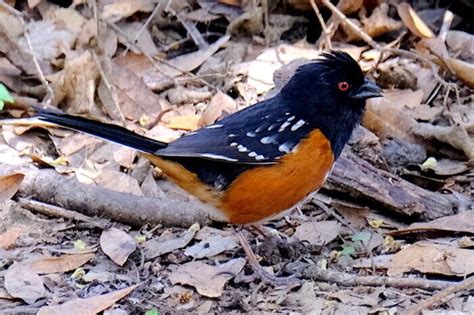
[338,81,350,92]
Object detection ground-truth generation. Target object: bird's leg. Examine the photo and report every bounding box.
[235,229,301,286]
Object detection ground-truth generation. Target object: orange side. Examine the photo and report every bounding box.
[221,129,334,224]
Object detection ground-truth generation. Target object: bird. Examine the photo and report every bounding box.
[2,51,381,284]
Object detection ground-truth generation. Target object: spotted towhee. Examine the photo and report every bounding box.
[7,51,381,225]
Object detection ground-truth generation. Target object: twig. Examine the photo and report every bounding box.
[438,10,454,42]
[405,276,474,315]
[18,198,109,229]
[310,0,332,49]
[123,1,165,55]
[303,265,458,291]
[320,0,380,49]
[104,19,218,91]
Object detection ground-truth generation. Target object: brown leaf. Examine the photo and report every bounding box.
[388,242,474,277]
[117,21,158,56]
[362,3,402,38]
[167,115,202,131]
[446,30,474,61]
[95,170,143,196]
[114,35,230,91]
[294,221,341,246]
[199,92,237,127]
[444,57,474,88]
[144,224,200,260]
[0,173,24,203]
[397,3,434,38]
[389,211,474,237]
[184,235,238,259]
[0,225,27,249]
[25,253,95,274]
[4,264,45,304]
[363,96,418,142]
[37,284,138,315]
[100,228,137,266]
[169,258,246,297]
[101,0,154,22]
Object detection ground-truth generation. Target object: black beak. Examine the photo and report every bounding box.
[352,79,382,100]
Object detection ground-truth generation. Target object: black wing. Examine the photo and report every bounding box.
[156,96,313,165]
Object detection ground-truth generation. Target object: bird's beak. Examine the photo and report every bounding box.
[352,79,382,100]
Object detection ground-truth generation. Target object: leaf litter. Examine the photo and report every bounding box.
[0,0,472,313]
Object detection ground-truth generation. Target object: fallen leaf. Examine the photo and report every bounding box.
[102,0,154,22]
[413,122,474,160]
[0,225,27,249]
[184,235,239,259]
[4,264,45,304]
[0,173,24,203]
[114,35,230,91]
[117,21,159,56]
[100,228,137,266]
[362,3,402,38]
[389,211,474,236]
[363,96,418,142]
[397,3,434,38]
[145,224,200,260]
[19,20,75,61]
[421,158,469,176]
[167,115,202,131]
[388,242,474,277]
[25,253,95,274]
[446,30,474,61]
[37,284,138,315]
[294,221,341,246]
[199,92,237,127]
[95,170,143,196]
[169,258,246,297]
[444,57,474,88]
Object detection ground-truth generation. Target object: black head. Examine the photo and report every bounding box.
[279,51,382,158]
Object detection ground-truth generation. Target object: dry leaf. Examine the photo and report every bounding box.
[114,35,230,91]
[118,21,159,56]
[48,7,87,36]
[294,221,341,246]
[102,0,154,23]
[100,228,137,266]
[397,3,434,38]
[37,284,138,315]
[145,224,200,260]
[167,115,202,131]
[389,211,474,237]
[184,235,238,259]
[95,170,143,196]
[362,3,402,38]
[446,30,474,61]
[363,97,418,142]
[169,258,246,297]
[4,264,45,304]
[19,20,75,61]
[444,57,474,88]
[199,92,237,127]
[25,253,95,274]
[0,172,24,203]
[388,242,474,277]
[0,225,27,249]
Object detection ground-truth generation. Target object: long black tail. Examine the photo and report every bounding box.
[36,108,168,154]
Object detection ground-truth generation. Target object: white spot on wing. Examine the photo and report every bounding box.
[237,144,248,152]
[248,151,257,157]
[255,155,265,160]
[287,116,295,122]
[230,142,238,147]
[291,119,306,131]
[279,121,291,132]
[206,124,223,129]
[246,131,256,137]
[200,153,238,162]
[260,136,276,144]
[228,133,236,137]
[278,142,291,153]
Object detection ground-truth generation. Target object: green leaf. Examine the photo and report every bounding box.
[145,308,159,315]
[0,84,14,110]
[352,231,371,243]
[340,245,355,257]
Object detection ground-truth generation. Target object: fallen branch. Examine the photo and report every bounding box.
[405,276,474,315]
[303,265,458,291]
[0,165,214,228]
[326,150,454,220]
